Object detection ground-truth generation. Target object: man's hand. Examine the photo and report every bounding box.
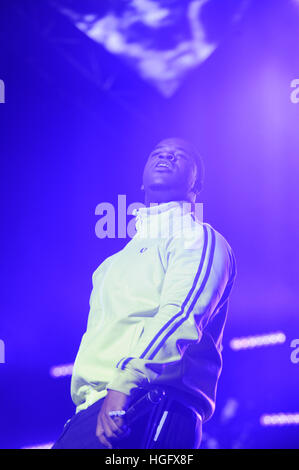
[96,389,131,449]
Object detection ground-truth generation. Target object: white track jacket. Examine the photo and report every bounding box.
[71,200,236,421]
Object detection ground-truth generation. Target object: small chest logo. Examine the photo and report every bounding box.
[140,247,148,253]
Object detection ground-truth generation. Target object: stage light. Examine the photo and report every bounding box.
[220,398,239,423]
[229,332,286,350]
[21,442,54,449]
[260,413,299,426]
[49,363,73,378]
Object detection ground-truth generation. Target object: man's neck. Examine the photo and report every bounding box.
[144,190,195,207]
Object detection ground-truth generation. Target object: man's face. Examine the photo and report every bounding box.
[142,138,198,197]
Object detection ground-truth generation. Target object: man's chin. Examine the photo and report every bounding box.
[148,181,176,191]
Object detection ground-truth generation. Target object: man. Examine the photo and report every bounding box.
[52,137,236,449]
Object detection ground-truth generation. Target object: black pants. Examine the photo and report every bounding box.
[52,394,202,449]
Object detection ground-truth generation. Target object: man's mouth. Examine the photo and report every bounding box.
[155,160,173,171]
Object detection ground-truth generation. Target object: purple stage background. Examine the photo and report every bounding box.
[0,0,298,449]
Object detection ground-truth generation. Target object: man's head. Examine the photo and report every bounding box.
[142,137,204,205]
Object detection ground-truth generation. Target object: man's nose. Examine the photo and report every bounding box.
[158,152,175,161]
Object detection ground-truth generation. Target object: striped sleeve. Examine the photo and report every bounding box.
[106,224,233,396]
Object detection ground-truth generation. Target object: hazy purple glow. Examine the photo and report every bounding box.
[1,0,299,450]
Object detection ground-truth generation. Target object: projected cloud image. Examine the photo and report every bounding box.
[57,0,250,96]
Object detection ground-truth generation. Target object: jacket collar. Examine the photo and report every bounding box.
[132,200,198,238]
